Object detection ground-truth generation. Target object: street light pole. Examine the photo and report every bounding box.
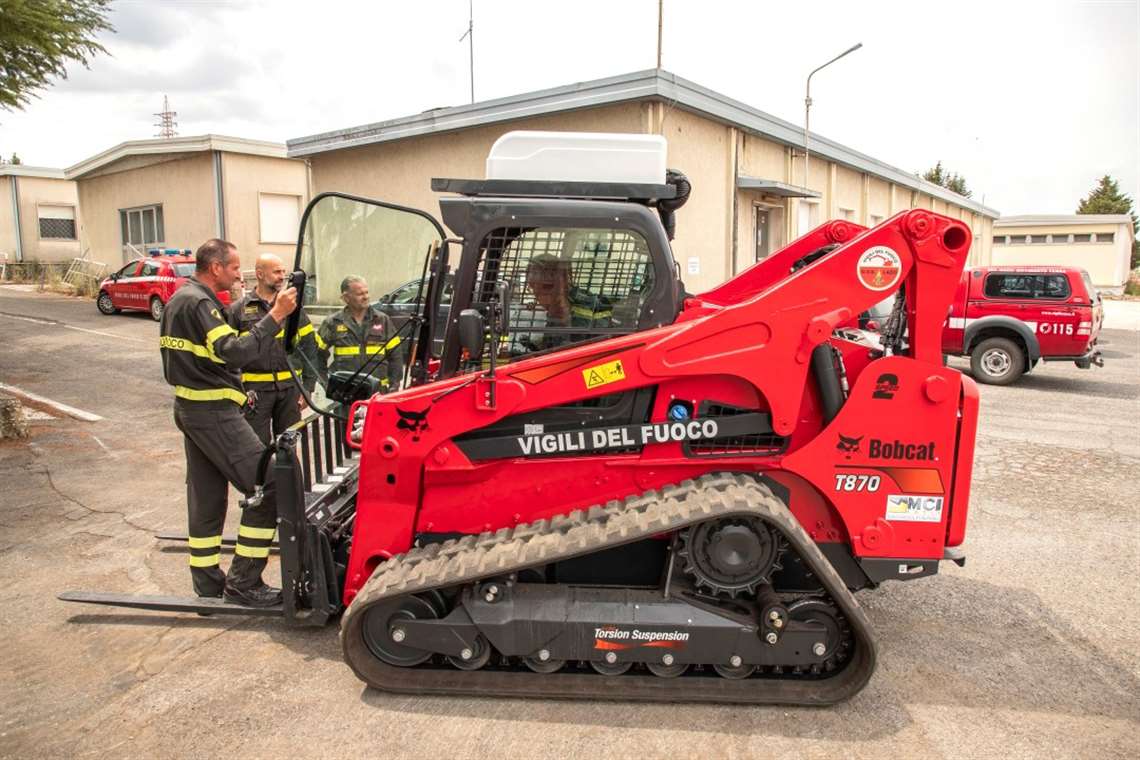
[804,42,862,188]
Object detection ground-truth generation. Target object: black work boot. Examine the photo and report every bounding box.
[192,566,226,598]
[223,581,283,608]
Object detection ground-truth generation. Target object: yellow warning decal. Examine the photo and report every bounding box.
[582,358,626,389]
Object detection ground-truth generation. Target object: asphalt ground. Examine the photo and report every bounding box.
[1,285,1137,759]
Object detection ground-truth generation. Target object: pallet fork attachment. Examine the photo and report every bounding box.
[59,422,348,627]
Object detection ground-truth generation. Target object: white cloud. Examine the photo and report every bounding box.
[1,0,1135,215]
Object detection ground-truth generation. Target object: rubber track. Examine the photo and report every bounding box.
[340,473,877,704]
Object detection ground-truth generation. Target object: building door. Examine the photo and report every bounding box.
[754,206,771,262]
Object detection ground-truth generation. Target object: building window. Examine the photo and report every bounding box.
[119,205,165,250]
[992,235,1009,246]
[1073,233,1091,243]
[38,204,77,240]
[1030,235,1048,244]
[869,214,884,227]
[838,207,855,221]
[1094,232,1115,243]
[259,193,302,244]
[1048,234,1071,244]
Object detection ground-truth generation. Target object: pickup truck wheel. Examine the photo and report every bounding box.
[970,337,1024,385]
[149,296,165,322]
[97,291,118,315]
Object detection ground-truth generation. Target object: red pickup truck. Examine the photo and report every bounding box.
[941,266,1104,385]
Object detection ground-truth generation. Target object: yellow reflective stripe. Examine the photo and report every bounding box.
[159,336,225,364]
[204,323,238,359]
[571,305,612,319]
[334,346,361,356]
[380,378,390,388]
[234,544,270,559]
[174,386,247,405]
[189,553,221,567]
[241,370,293,382]
[238,525,276,540]
[296,323,314,337]
[313,332,328,350]
[187,535,222,549]
[385,336,401,350]
[364,345,383,355]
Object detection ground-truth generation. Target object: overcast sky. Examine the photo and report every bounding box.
[1,0,1136,216]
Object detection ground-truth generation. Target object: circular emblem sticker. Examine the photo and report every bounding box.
[857,246,902,291]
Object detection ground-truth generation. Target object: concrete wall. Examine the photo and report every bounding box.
[0,176,81,263]
[992,222,1133,289]
[307,102,646,231]
[305,101,996,292]
[76,153,216,268]
[220,152,308,266]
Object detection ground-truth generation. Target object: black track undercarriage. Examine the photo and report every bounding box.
[340,473,876,704]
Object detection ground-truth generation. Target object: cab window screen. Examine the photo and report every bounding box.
[469,227,654,363]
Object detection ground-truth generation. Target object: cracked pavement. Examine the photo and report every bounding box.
[1,285,1137,759]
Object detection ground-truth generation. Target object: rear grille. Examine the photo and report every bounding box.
[686,403,787,457]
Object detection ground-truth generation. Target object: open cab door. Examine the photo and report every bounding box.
[286,192,447,417]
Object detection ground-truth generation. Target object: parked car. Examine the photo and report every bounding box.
[373,275,454,356]
[941,266,1103,385]
[96,251,231,321]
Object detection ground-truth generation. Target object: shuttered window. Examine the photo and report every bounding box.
[259,193,302,244]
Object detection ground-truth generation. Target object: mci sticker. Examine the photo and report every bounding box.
[582,358,626,390]
[884,494,945,523]
[857,246,902,291]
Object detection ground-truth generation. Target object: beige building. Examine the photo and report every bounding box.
[992,215,1136,293]
[288,70,999,294]
[65,135,308,269]
[0,165,81,264]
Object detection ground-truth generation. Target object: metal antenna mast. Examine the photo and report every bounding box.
[459,0,474,103]
[154,95,178,139]
[657,0,663,69]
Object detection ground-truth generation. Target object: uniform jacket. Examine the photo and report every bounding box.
[159,277,281,406]
[316,305,403,391]
[227,290,318,393]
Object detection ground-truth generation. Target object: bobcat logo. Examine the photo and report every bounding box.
[395,407,430,442]
[836,434,863,459]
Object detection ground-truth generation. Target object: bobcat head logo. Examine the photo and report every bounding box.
[396,407,430,441]
[837,434,863,459]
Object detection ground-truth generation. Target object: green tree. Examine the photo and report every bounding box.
[921,161,973,198]
[0,0,113,111]
[1077,175,1139,269]
[8,152,20,164]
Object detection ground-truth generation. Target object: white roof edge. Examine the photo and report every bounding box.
[994,214,1135,227]
[0,164,68,179]
[287,69,1000,218]
[65,134,291,179]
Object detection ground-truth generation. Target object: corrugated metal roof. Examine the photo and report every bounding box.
[287,69,999,218]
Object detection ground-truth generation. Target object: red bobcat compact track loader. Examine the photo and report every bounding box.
[62,132,978,705]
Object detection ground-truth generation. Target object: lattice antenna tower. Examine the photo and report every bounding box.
[154,95,178,138]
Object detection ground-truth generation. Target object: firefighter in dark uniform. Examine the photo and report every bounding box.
[524,253,613,350]
[227,253,319,445]
[159,238,297,607]
[316,275,403,394]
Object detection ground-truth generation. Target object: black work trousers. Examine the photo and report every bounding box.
[174,399,277,595]
[243,385,302,446]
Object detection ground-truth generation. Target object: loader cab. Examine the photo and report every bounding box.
[435,193,683,378]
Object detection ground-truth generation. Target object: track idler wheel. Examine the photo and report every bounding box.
[678,516,784,598]
[646,659,688,678]
[713,659,756,680]
[787,598,850,673]
[522,650,565,674]
[447,635,493,670]
[360,595,439,667]
[590,655,632,676]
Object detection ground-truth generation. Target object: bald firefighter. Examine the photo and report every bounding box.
[159,239,297,607]
[316,275,403,395]
[228,253,319,445]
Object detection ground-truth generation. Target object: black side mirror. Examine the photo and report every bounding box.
[458,309,485,362]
